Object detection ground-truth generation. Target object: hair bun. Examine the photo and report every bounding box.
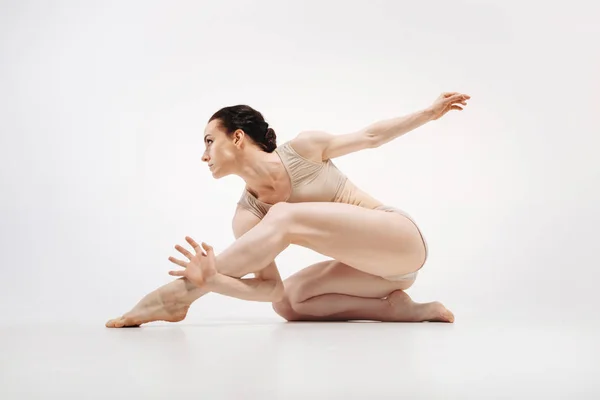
[264,127,277,152]
[209,105,277,152]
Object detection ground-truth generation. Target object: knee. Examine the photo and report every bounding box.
[264,202,295,225]
[272,296,301,321]
[273,274,314,320]
[263,202,297,240]
[284,274,314,305]
[285,261,340,304]
[288,299,329,318]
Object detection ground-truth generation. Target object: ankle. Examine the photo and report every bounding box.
[158,283,193,307]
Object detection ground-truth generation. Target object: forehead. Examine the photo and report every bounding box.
[204,119,224,137]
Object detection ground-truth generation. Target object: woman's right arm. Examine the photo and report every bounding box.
[201,206,284,302]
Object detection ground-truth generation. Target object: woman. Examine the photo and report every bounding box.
[106,92,470,327]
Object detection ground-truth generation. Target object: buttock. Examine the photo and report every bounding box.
[374,205,429,281]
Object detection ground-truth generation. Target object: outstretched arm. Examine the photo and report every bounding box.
[364,92,469,147]
[292,91,470,160]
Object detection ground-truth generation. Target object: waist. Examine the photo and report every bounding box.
[332,179,384,209]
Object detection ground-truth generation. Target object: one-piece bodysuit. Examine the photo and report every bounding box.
[237,140,429,280]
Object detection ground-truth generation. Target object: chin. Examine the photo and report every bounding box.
[210,168,227,179]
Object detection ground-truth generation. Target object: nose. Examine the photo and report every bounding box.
[202,153,209,163]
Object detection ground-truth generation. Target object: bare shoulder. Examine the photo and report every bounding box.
[288,131,332,162]
[289,129,375,161]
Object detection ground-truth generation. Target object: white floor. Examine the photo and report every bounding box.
[1,318,598,399]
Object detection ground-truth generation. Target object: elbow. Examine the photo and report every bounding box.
[364,130,380,148]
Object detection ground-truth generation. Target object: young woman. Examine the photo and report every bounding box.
[106,92,470,327]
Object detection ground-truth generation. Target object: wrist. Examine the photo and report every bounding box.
[201,272,223,293]
[205,271,221,284]
[422,107,435,121]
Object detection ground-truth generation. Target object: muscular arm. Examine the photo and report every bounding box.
[203,206,284,302]
[359,108,434,147]
[291,108,435,161]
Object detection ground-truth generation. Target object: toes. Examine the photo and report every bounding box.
[422,302,454,323]
[107,316,128,328]
[106,315,143,328]
[434,304,454,323]
[124,320,141,328]
[436,304,454,323]
[107,314,145,328]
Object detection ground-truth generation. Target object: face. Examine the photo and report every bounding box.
[202,119,242,179]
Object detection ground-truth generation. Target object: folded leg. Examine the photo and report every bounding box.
[273,260,453,322]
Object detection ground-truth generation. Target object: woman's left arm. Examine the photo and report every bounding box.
[364,92,470,147]
[364,108,435,147]
[292,91,470,161]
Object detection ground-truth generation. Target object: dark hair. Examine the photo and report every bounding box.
[208,105,277,153]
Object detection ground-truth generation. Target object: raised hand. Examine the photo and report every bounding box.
[168,236,217,287]
[428,92,470,120]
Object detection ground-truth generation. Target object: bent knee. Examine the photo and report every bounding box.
[262,202,297,241]
[272,296,301,321]
[264,202,295,225]
[287,300,324,317]
[285,261,345,304]
[284,276,316,305]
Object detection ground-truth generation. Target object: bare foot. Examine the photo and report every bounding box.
[386,290,455,323]
[105,288,190,328]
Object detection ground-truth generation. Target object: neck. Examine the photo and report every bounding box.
[235,148,283,196]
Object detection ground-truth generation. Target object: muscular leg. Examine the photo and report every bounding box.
[272,260,454,322]
[107,202,426,327]
[200,201,427,280]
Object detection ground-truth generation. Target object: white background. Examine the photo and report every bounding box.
[1,0,598,326]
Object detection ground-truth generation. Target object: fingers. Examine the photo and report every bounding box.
[444,93,470,110]
[443,92,470,100]
[168,238,215,280]
[448,93,467,102]
[175,244,193,260]
[185,236,204,255]
[201,242,214,257]
[168,256,187,268]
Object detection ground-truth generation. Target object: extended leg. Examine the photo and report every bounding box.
[106,201,426,327]
[105,210,287,328]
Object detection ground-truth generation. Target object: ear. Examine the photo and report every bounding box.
[233,129,245,146]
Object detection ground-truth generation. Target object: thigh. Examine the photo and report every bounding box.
[283,259,416,303]
[273,259,416,321]
[277,202,427,277]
